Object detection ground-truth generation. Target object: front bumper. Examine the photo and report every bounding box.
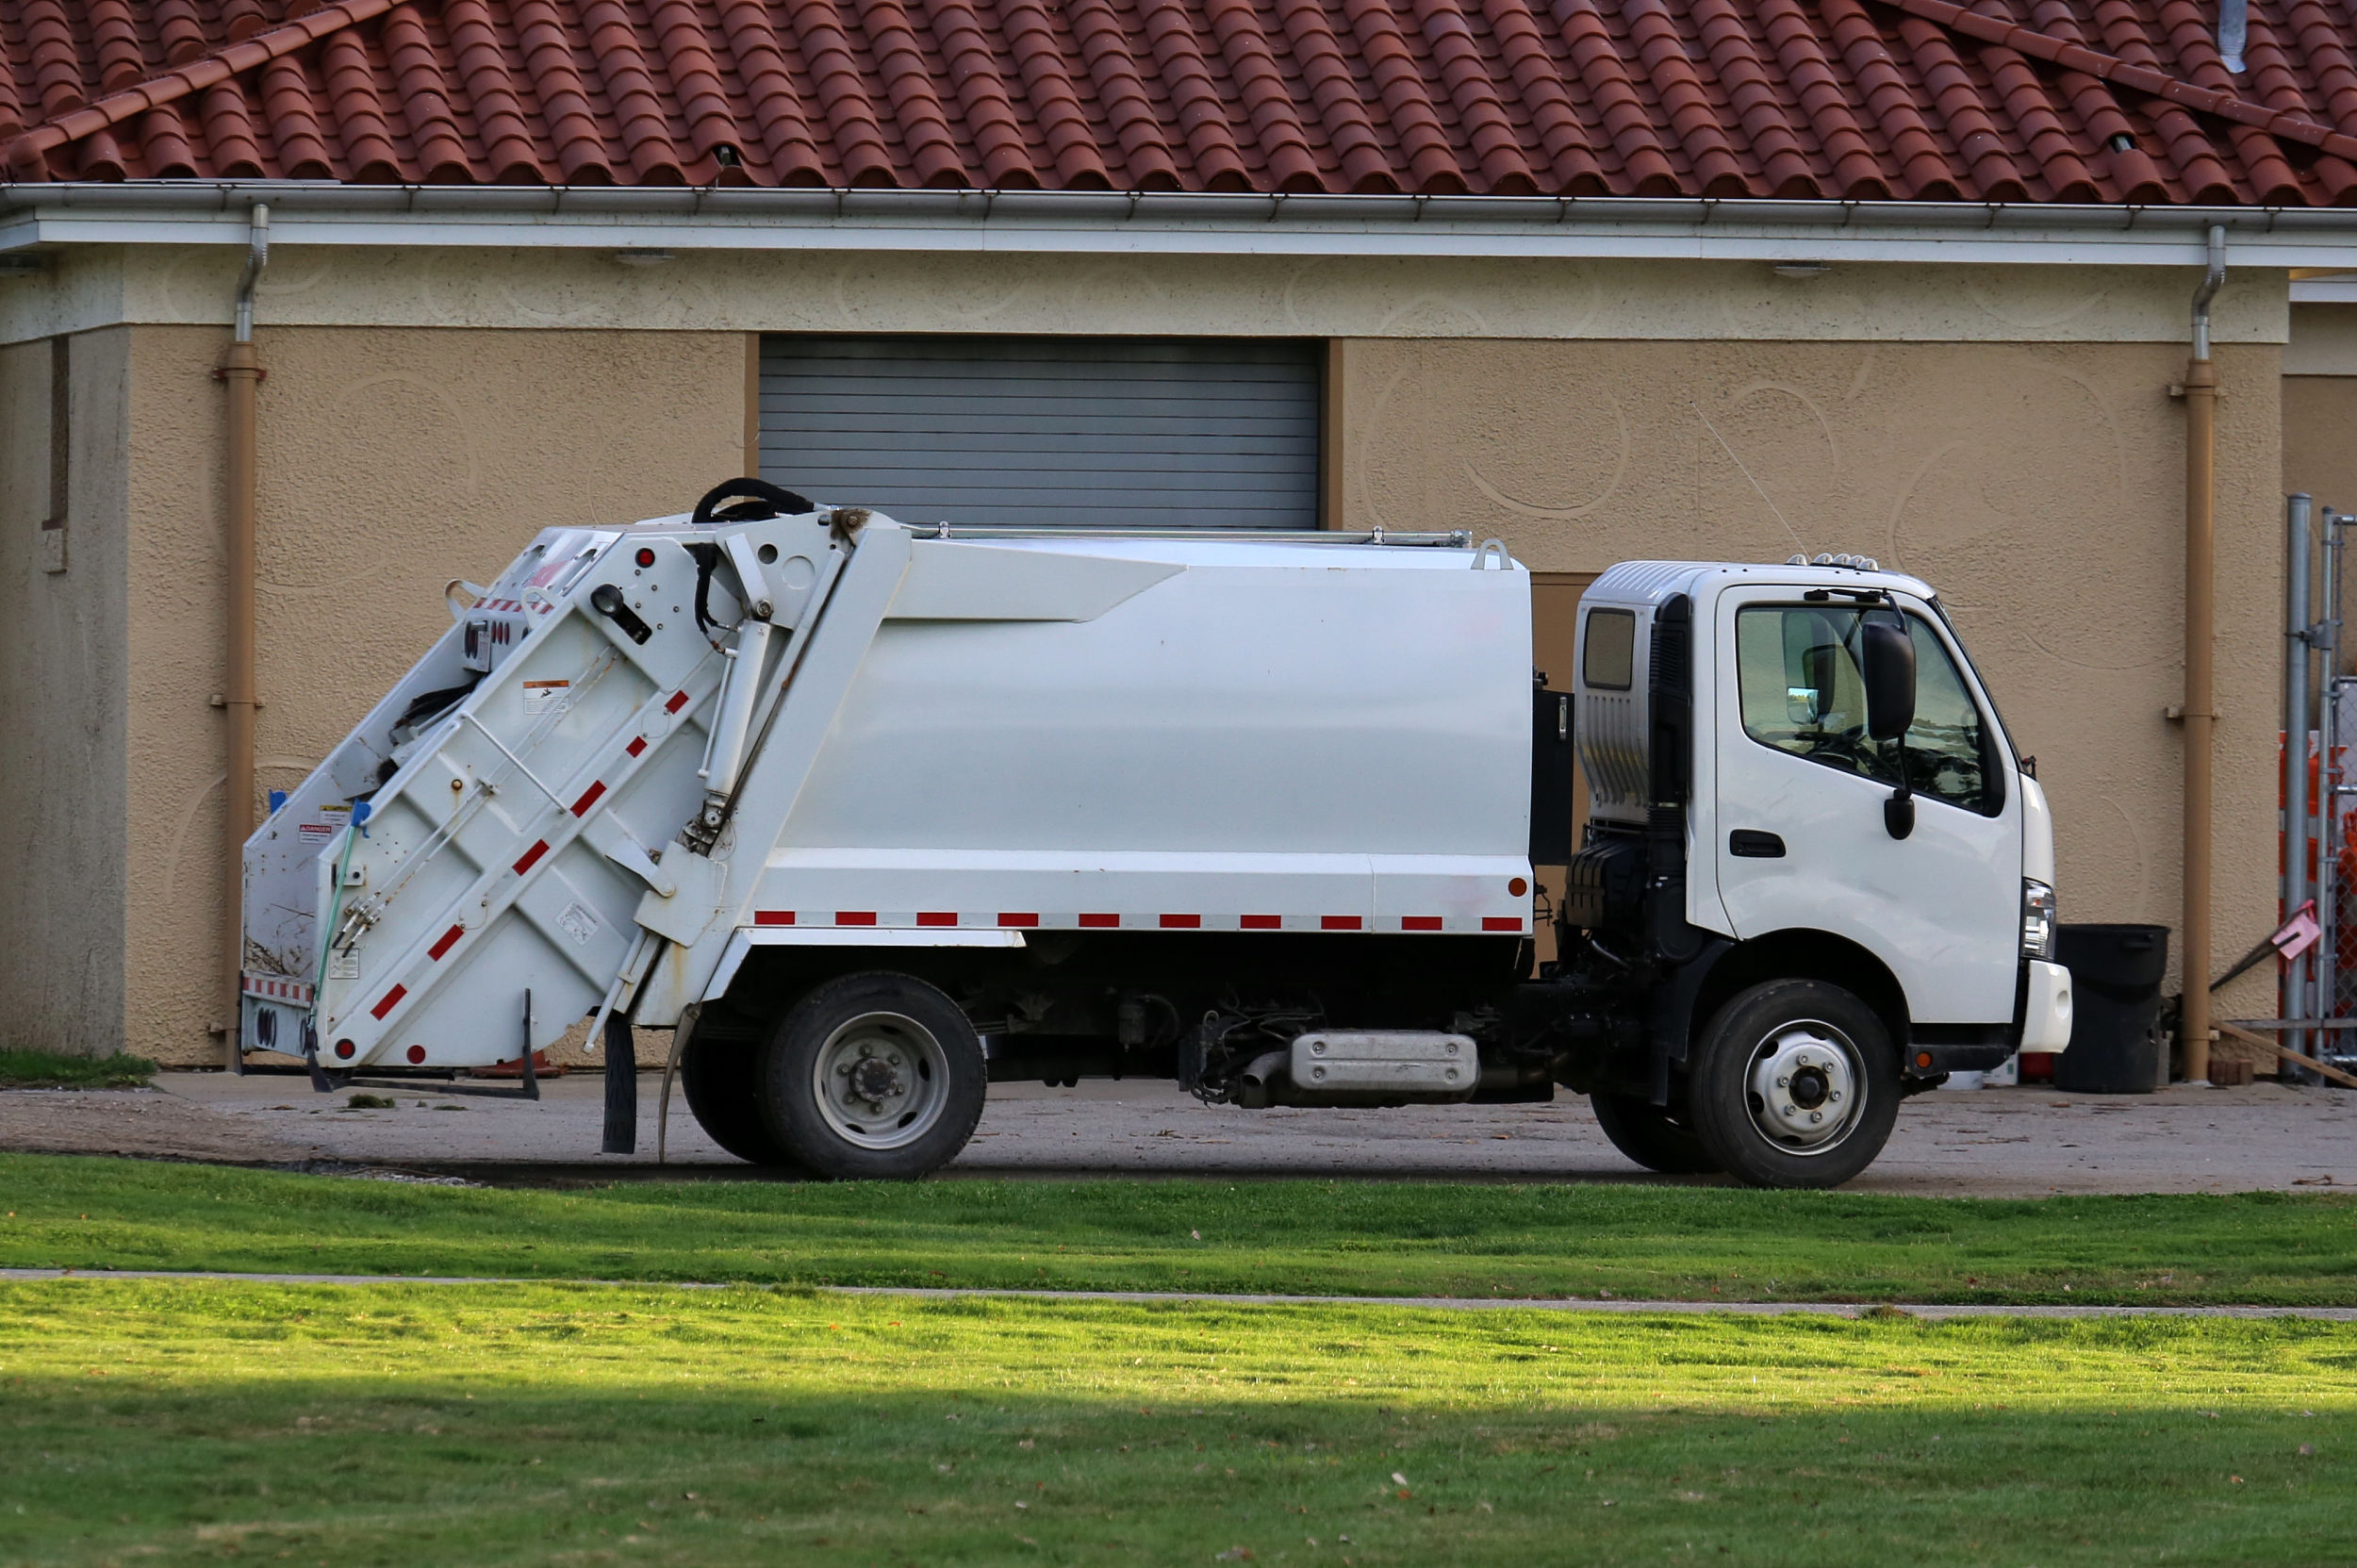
[2020,958,2074,1052]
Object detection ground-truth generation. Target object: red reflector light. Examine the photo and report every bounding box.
[635,547,656,567]
[406,1045,427,1065]
[334,1039,354,1059]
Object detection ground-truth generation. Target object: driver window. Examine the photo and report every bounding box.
[1734,605,2001,817]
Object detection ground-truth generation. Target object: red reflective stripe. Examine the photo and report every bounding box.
[916,912,956,927]
[753,910,795,926]
[513,840,550,875]
[428,925,464,961]
[836,912,877,926]
[626,736,647,757]
[1482,916,1524,932]
[570,781,606,816]
[1320,916,1362,932]
[1159,914,1200,929]
[997,913,1039,928]
[1078,913,1119,929]
[666,690,689,713]
[1240,915,1281,930]
[370,984,406,1020]
[1401,916,1444,932]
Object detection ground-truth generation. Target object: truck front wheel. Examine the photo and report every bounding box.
[1686,980,1899,1190]
[755,971,987,1180]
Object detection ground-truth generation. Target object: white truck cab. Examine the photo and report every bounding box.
[1559,560,2072,1183]
[241,485,2069,1189]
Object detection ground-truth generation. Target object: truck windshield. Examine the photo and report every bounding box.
[1734,605,2003,817]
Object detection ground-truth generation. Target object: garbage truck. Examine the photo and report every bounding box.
[240,479,2073,1189]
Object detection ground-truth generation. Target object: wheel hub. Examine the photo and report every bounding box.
[1747,1023,1862,1151]
[811,1011,948,1151]
[846,1052,902,1105]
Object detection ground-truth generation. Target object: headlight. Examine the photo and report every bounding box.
[2021,879,2057,961]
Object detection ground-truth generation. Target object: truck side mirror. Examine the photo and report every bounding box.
[1859,619,1916,742]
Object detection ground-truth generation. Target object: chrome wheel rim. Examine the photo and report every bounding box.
[1744,1018,1865,1156]
[811,1011,948,1151]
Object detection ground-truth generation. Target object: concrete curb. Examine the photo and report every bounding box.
[5,1268,2354,1320]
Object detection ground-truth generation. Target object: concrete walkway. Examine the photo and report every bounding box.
[6,1267,2353,1320]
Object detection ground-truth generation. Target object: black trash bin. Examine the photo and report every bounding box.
[2052,924,2170,1094]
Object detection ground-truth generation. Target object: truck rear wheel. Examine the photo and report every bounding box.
[1686,980,1899,1190]
[680,1036,795,1166]
[755,972,986,1180]
[1588,1093,1720,1175]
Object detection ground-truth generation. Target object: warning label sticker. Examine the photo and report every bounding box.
[298,803,351,844]
[558,901,602,946]
[327,949,358,981]
[523,680,570,718]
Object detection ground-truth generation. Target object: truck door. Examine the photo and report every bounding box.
[1709,586,2021,1025]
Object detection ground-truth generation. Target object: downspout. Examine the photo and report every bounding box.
[2182,223,2225,1084]
[220,203,268,1067]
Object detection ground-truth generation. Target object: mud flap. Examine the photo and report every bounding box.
[1650,936,1732,1106]
[602,1008,638,1155]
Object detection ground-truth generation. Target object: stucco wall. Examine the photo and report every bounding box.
[2284,375,2357,521]
[0,329,130,1055]
[1339,337,2283,1018]
[4,248,2289,350]
[8,241,2290,1065]
[124,325,745,1064]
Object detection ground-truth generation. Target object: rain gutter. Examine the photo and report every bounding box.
[6,183,2357,267]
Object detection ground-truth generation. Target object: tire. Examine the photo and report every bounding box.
[1686,979,1900,1190]
[1589,1092,1720,1175]
[755,971,987,1180]
[680,1035,795,1166]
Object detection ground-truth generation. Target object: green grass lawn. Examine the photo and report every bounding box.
[2,1279,2349,1566]
[0,1050,155,1089]
[4,1153,2355,1306]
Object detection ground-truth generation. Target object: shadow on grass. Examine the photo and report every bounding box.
[3,1380,2349,1567]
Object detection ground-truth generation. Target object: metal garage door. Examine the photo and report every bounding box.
[757,336,1320,529]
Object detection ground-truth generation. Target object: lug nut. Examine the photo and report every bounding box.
[1809,1111,1822,1123]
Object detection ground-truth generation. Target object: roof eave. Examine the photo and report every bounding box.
[7,182,2357,266]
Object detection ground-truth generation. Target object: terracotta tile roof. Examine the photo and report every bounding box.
[4,0,2355,205]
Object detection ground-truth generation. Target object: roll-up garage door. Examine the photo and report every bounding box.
[757,336,1320,529]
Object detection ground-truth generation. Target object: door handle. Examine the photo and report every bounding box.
[1728,830,1787,858]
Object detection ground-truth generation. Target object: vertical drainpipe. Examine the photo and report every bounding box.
[2181,224,2226,1085]
[220,204,269,1067]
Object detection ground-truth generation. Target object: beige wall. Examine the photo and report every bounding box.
[0,243,2296,1065]
[1337,338,2283,1019]
[5,248,2289,350]
[0,328,130,1055]
[112,326,744,1063]
[2284,375,2357,520]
